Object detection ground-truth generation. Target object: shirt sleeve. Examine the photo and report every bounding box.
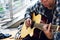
[24,1,42,19]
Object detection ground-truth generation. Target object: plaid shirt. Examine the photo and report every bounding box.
[25,0,60,25]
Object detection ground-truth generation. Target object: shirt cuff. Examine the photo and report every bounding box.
[24,14,31,20]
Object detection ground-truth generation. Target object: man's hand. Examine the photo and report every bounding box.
[42,23,53,39]
[25,18,32,27]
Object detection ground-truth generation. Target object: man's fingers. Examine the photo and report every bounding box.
[48,23,51,31]
[30,19,32,25]
[25,18,32,27]
[43,24,48,31]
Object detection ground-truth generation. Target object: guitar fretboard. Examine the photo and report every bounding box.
[33,23,60,32]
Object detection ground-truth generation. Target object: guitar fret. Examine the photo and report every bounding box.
[34,23,60,32]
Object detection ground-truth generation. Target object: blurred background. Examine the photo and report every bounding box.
[0,0,38,40]
[0,0,38,28]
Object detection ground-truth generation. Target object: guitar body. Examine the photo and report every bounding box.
[32,13,41,24]
[20,13,42,38]
[20,22,35,38]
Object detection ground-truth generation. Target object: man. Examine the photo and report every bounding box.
[24,0,60,40]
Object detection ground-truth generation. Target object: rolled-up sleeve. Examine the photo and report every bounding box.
[25,8,32,19]
[24,1,41,19]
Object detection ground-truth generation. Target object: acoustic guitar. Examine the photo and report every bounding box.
[20,13,60,39]
[20,13,41,38]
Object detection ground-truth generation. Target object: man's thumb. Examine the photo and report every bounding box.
[48,23,51,31]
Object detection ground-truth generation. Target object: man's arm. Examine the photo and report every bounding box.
[24,1,42,27]
[24,1,41,19]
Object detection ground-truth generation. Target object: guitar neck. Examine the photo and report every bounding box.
[33,23,60,32]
